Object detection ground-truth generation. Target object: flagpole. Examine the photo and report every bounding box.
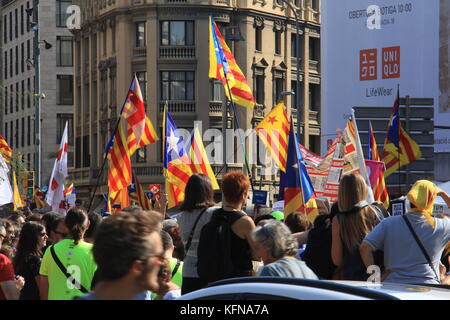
[86,77,136,213]
[223,77,255,193]
[291,116,308,217]
[397,84,401,196]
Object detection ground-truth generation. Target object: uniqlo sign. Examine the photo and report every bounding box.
[359,46,400,81]
[360,49,377,81]
[382,46,400,79]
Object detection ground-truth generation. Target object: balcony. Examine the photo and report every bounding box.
[309,60,319,73]
[209,101,223,117]
[133,47,147,58]
[159,46,196,59]
[159,101,196,114]
[291,57,302,71]
[309,110,320,124]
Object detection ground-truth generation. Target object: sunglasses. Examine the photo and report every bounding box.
[40,232,47,237]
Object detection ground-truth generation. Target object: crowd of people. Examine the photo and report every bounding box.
[0,171,450,300]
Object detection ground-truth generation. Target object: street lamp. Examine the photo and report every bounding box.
[279,0,303,144]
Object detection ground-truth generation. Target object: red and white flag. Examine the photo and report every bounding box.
[45,122,69,215]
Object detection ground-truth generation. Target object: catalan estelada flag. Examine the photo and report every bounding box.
[12,172,25,211]
[107,76,158,193]
[209,16,255,109]
[64,184,74,196]
[110,188,130,214]
[188,127,220,190]
[0,136,12,163]
[284,121,315,219]
[382,90,421,178]
[256,101,290,172]
[368,121,389,209]
[163,105,193,208]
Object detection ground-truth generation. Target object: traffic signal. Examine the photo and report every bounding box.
[19,171,35,196]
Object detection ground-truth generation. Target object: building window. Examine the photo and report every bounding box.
[9,12,12,41]
[275,30,282,55]
[27,40,31,70]
[255,26,262,52]
[5,123,8,143]
[309,83,320,111]
[16,83,19,112]
[21,43,24,73]
[161,71,195,100]
[310,37,320,61]
[56,0,71,27]
[15,9,18,39]
[112,23,116,53]
[160,21,194,46]
[4,51,7,79]
[133,146,147,163]
[4,87,8,115]
[10,85,13,114]
[27,116,31,146]
[21,81,25,110]
[57,75,74,105]
[3,15,7,44]
[57,114,74,144]
[210,79,225,102]
[21,118,25,148]
[82,135,90,167]
[10,121,13,149]
[291,33,298,57]
[20,5,24,35]
[75,137,81,168]
[15,46,19,75]
[15,119,19,149]
[57,36,73,66]
[26,2,30,32]
[136,71,147,103]
[135,21,146,48]
[27,78,31,108]
[9,48,12,78]
[311,0,319,11]
[255,73,265,105]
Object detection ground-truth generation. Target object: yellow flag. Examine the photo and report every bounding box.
[13,172,25,211]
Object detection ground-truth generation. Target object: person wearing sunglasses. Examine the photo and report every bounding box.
[76,210,164,300]
[0,224,24,300]
[13,222,48,300]
[41,213,69,254]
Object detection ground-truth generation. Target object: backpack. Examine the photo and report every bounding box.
[197,209,235,284]
[302,214,337,279]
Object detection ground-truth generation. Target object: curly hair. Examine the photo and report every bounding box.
[93,210,162,281]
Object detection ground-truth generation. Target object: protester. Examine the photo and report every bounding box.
[196,172,258,285]
[76,210,163,300]
[7,213,26,226]
[160,230,183,288]
[84,212,103,244]
[284,212,313,259]
[13,222,48,300]
[302,202,338,279]
[252,220,318,279]
[360,180,450,284]
[0,223,24,300]
[176,174,219,294]
[39,208,97,300]
[162,219,185,261]
[331,173,383,281]
[25,214,43,223]
[42,215,68,254]
[154,259,181,300]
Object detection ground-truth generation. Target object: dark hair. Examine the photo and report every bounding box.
[13,222,45,274]
[84,212,102,240]
[25,213,43,223]
[65,208,88,245]
[42,212,63,234]
[122,206,143,213]
[93,210,161,281]
[7,213,25,225]
[284,212,312,233]
[179,174,215,211]
[160,230,174,251]
[254,214,276,225]
[221,172,250,204]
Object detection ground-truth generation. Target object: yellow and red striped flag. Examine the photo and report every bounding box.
[382,91,421,178]
[188,127,220,190]
[0,136,12,163]
[134,174,152,210]
[368,121,389,209]
[110,188,130,214]
[256,101,290,172]
[209,16,255,109]
[107,76,158,193]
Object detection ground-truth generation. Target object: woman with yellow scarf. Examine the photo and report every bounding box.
[360,180,450,284]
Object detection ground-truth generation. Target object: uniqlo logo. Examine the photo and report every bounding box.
[360,49,378,81]
[382,46,400,79]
